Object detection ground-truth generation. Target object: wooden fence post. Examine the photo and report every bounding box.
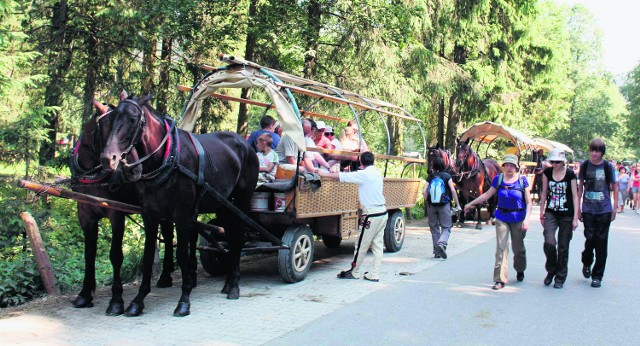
[19,211,61,296]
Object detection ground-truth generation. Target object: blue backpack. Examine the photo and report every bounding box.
[428,176,451,206]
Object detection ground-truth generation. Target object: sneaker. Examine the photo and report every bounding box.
[591,279,601,288]
[544,273,555,286]
[492,282,504,290]
[434,253,442,259]
[363,272,379,282]
[517,272,525,282]
[582,265,591,279]
[553,282,564,289]
[438,245,448,259]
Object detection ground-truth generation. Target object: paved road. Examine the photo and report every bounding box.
[1,206,638,345]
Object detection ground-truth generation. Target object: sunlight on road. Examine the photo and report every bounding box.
[0,314,67,345]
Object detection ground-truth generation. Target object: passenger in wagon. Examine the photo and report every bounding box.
[256,133,278,183]
[247,115,280,152]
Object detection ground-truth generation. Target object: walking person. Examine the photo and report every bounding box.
[423,157,461,259]
[539,149,579,289]
[319,152,388,282]
[617,166,630,213]
[464,154,532,290]
[630,163,640,212]
[578,138,618,288]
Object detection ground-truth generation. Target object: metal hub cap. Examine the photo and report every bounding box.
[293,235,312,272]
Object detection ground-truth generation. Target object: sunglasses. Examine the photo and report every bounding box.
[324,132,334,136]
[550,161,563,164]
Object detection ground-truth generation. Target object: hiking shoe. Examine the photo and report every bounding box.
[517,272,525,282]
[591,279,601,288]
[492,282,504,290]
[582,265,591,279]
[544,273,555,286]
[434,253,442,259]
[438,245,448,259]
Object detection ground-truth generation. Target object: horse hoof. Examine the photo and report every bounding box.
[173,302,190,317]
[221,284,230,295]
[475,224,482,230]
[226,287,240,300]
[72,295,94,308]
[156,277,173,288]
[106,301,124,316]
[124,302,144,317]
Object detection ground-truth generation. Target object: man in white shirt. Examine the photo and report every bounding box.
[319,152,388,281]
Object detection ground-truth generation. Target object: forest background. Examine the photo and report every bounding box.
[1,0,640,307]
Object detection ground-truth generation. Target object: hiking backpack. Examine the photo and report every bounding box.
[428,175,451,206]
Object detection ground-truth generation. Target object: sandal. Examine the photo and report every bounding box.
[337,270,357,279]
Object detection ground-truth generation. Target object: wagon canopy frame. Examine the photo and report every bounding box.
[532,137,574,154]
[177,54,427,173]
[458,121,538,157]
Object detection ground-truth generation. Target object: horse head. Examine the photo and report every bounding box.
[100,93,156,174]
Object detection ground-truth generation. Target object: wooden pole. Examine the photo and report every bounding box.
[19,212,61,296]
[18,180,142,214]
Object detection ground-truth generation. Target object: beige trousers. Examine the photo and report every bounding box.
[351,206,388,279]
[493,219,527,283]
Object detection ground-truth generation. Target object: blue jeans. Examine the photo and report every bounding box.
[581,212,611,280]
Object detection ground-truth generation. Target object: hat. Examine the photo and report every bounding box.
[547,148,566,162]
[325,126,333,133]
[315,121,326,130]
[502,154,519,168]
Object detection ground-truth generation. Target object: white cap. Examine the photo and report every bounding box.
[547,148,566,162]
[325,126,333,133]
[315,121,326,130]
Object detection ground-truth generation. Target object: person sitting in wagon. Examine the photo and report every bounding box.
[256,132,279,183]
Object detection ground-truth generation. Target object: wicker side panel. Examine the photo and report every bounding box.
[384,178,422,209]
[295,178,359,218]
[340,215,359,239]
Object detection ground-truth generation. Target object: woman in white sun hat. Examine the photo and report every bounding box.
[539,148,579,289]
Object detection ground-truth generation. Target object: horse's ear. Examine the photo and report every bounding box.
[139,93,154,106]
[436,143,441,149]
[120,90,128,101]
[92,99,109,115]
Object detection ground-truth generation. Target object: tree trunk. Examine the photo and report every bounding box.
[156,37,172,116]
[39,0,72,165]
[445,94,460,150]
[237,0,259,135]
[303,0,321,79]
[437,97,445,147]
[81,18,100,124]
[140,36,156,97]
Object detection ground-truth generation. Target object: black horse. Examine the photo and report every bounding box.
[100,94,259,317]
[454,139,500,229]
[427,145,456,175]
[71,99,175,316]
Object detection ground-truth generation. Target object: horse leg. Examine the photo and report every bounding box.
[221,221,244,300]
[475,205,483,230]
[173,216,194,317]
[105,212,125,315]
[456,194,466,228]
[73,209,98,308]
[124,216,158,317]
[156,221,174,288]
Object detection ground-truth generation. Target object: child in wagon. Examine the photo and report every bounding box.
[257,132,279,184]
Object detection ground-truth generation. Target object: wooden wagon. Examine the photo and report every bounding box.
[180,54,426,282]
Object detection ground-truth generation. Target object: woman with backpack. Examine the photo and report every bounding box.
[539,149,579,289]
[423,157,461,259]
[464,154,532,290]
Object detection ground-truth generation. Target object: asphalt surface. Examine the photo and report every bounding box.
[1,205,639,345]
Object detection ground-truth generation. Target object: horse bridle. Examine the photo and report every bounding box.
[455,145,481,181]
[115,99,176,174]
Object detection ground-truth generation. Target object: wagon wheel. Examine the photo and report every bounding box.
[321,235,342,248]
[198,235,227,277]
[384,210,405,252]
[278,224,314,283]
